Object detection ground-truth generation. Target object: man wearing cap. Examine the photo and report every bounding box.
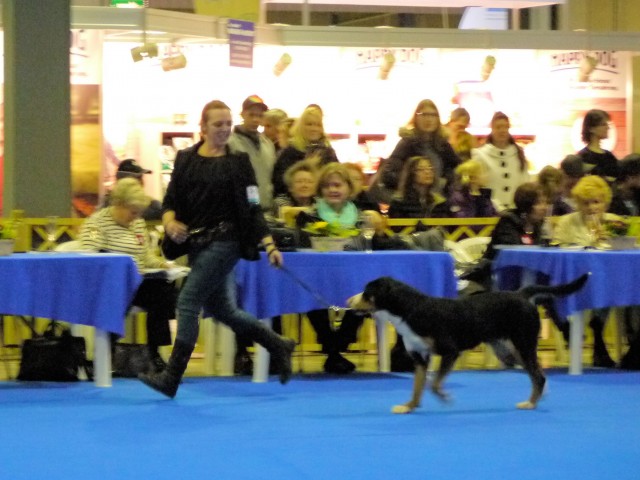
[228,95,276,212]
[228,96,278,374]
[105,159,163,221]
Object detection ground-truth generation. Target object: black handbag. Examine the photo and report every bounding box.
[112,343,150,378]
[161,235,190,260]
[17,322,91,382]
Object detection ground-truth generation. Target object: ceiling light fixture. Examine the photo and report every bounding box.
[131,43,158,62]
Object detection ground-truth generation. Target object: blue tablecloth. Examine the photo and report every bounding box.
[494,247,640,318]
[0,252,141,335]
[235,251,457,319]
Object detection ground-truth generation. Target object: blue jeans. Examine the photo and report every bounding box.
[176,241,260,346]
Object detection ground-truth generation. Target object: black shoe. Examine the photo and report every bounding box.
[593,352,616,368]
[234,352,253,376]
[139,339,194,399]
[272,338,296,384]
[324,353,356,374]
[619,355,640,370]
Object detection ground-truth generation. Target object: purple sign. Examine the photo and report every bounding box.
[228,19,255,68]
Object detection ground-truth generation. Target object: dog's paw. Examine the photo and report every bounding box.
[391,404,414,414]
[516,400,537,410]
[432,388,452,403]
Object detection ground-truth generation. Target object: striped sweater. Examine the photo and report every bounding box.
[79,208,166,271]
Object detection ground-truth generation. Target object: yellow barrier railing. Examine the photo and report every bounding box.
[3,212,640,251]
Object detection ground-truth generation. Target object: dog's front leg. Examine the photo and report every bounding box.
[431,354,458,403]
[392,363,428,414]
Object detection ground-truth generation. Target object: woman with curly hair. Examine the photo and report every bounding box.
[553,175,624,367]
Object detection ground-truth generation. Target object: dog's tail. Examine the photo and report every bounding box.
[518,273,589,301]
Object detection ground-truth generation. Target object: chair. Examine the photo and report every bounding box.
[455,236,491,262]
[447,237,495,368]
[54,240,85,252]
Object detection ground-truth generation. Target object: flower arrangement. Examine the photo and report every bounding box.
[302,221,360,238]
[604,218,630,237]
[0,221,17,240]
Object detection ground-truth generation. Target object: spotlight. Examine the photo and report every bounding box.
[480,55,496,81]
[131,43,158,62]
[378,52,396,80]
[161,54,187,72]
[578,55,598,82]
[273,53,292,76]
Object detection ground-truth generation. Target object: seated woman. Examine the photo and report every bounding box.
[448,159,497,219]
[304,163,366,374]
[536,165,574,216]
[388,155,453,219]
[79,178,177,373]
[271,161,317,218]
[271,105,338,197]
[461,182,572,365]
[552,175,624,367]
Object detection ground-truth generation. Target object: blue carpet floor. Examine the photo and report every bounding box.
[1,370,639,480]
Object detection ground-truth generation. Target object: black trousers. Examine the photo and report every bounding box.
[306,309,365,354]
[130,278,176,348]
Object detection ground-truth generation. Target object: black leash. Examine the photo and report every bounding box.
[279,264,343,311]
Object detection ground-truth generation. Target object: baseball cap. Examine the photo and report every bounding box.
[116,159,152,179]
[242,95,268,113]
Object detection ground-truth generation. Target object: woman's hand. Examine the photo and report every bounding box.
[164,219,188,244]
[263,238,283,268]
[268,248,284,268]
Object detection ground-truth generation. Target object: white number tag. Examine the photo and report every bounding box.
[246,185,260,205]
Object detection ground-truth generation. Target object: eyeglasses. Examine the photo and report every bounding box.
[210,121,233,128]
[416,112,439,118]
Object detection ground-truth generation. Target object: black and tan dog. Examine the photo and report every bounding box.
[348,274,588,413]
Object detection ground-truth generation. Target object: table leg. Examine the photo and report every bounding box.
[218,324,235,376]
[93,328,112,387]
[252,317,272,383]
[373,312,390,372]
[203,320,216,376]
[568,312,584,375]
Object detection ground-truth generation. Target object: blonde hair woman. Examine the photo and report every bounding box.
[305,162,365,374]
[552,175,619,248]
[80,178,175,373]
[271,105,338,197]
[449,159,497,218]
[552,174,623,368]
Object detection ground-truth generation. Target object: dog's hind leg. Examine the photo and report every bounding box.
[431,354,458,403]
[516,351,546,410]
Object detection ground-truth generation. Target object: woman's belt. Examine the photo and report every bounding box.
[189,222,237,248]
